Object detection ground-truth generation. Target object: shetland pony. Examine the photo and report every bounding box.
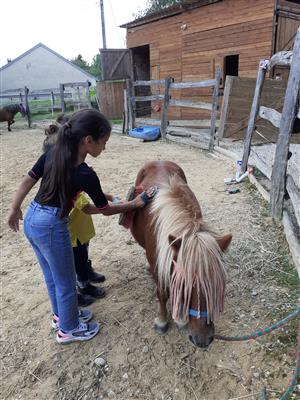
[0,104,26,131]
[130,161,232,348]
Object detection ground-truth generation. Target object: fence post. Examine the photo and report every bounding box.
[123,89,128,134]
[51,91,55,116]
[85,81,92,109]
[160,76,172,139]
[126,78,135,131]
[24,86,31,128]
[209,67,221,151]
[241,60,268,173]
[270,27,300,219]
[59,84,65,113]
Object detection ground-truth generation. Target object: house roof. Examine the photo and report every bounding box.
[120,0,222,29]
[0,43,97,80]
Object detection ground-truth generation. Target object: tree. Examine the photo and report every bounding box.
[70,54,101,79]
[89,54,102,80]
[71,54,90,72]
[134,0,184,18]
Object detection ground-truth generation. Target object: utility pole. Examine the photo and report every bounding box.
[99,0,107,49]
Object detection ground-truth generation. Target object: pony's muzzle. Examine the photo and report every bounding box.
[188,334,214,348]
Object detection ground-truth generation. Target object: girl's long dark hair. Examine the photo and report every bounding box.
[40,109,111,217]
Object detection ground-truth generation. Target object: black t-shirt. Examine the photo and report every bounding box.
[28,152,108,212]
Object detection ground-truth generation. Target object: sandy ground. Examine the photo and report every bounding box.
[1,121,299,400]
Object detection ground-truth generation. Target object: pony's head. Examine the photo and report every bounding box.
[152,176,232,348]
[168,232,232,348]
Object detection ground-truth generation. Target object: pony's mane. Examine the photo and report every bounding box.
[150,175,226,323]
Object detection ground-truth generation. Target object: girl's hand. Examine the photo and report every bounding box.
[134,186,158,208]
[7,208,23,232]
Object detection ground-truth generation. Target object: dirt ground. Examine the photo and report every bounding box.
[1,121,299,400]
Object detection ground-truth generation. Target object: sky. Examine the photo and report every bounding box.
[0,0,147,67]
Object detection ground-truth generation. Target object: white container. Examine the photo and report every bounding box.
[236,160,243,180]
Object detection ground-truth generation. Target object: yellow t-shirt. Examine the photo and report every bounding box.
[68,193,95,247]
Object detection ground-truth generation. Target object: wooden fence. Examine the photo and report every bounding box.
[219,77,287,141]
[125,69,221,151]
[241,28,300,273]
[1,81,93,128]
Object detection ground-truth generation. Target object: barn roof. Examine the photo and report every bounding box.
[120,0,222,29]
[0,43,97,80]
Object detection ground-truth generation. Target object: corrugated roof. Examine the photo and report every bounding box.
[120,0,222,28]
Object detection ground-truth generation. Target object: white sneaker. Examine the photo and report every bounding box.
[56,322,100,344]
[51,309,93,330]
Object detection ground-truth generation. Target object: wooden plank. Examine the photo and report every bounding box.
[169,99,213,110]
[270,28,300,219]
[259,106,281,128]
[286,175,300,228]
[160,76,172,138]
[241,59,269,172]
[134,95,164,102]
[209,67,221,151]
[249,173,270,202]
[268,51,293,69]
[166,133,210,150]
[170,79,216,89]
[169,119,219,127]
[61,82,89,88]
[167,126,210,137]
[282,211,300,278]
[219,76,234,139]
[134,80,165,86]
[135,118,161,126]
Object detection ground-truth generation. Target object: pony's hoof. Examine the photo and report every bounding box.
[154,322,169,335]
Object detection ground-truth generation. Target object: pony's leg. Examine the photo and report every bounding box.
[8,120,14,131]
[154,289,169,335]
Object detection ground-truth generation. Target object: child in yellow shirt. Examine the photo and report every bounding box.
[69,192,107,306]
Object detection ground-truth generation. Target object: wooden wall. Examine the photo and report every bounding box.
[219,76,288,141]
[96,81,126,119]
[126,0,275,120]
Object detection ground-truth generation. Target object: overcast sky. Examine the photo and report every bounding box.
[0,0,147,67]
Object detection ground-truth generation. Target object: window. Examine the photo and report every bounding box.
[224,55,239,77]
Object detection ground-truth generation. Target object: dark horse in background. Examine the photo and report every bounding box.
[0,104,26,131]
[130,161,232,348]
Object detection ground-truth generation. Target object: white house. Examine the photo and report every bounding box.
[0,43,97,92]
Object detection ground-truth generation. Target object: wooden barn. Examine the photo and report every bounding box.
[117,0,300,120]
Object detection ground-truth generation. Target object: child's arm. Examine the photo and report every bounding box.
[81,203,102,215]
[7,175,37,231]
[81,197,142,216]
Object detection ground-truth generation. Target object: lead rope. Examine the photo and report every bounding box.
[214,305,300,400]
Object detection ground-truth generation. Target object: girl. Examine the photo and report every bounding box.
[44,117,107,307]
[7,109,153,344]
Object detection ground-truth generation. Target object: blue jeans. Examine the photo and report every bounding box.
[24,201,79,331]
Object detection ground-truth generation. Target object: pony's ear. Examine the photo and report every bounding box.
[216,234,232,252]
[169,235,182,255]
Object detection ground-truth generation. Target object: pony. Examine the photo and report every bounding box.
[130,161,232,348]
[0,104,26,131]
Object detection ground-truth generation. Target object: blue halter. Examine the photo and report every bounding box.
[189,309,208,319]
